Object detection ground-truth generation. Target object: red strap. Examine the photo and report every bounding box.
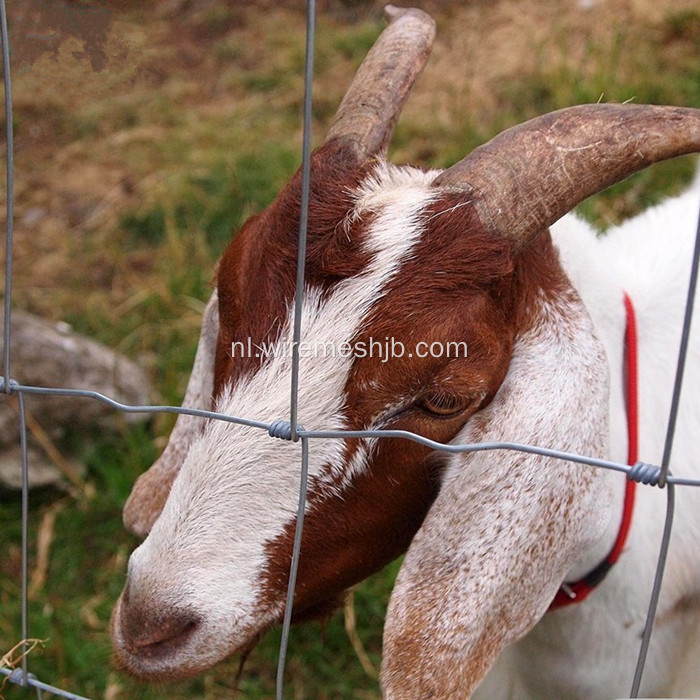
[613,293,638,563]
[549,292,637,610]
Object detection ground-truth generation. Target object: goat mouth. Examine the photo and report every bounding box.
[113,629,231,683]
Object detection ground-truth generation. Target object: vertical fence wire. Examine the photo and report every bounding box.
[629,201,700,696]
[289,0,316,444]
[18,391,29,686]
[630,483,675,697]
[1,0,13,387]
[276,436,311,700]
[276,3,316,697]
[658,205,700,488]
[0,0,27,690]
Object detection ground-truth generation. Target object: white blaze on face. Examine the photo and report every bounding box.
[123,163,442,657]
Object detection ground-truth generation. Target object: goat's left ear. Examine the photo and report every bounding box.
[123,290,219,537]
[381,288,613,698]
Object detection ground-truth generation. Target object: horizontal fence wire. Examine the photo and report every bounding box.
[0,667,92,700]
[5,381,700,487]
[2,0,700,698]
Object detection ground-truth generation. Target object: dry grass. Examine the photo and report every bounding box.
[0,639,45,696]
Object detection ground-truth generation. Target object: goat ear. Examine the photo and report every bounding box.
[123,290,219,537]
[381,289,613,698]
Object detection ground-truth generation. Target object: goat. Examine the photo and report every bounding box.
[110,7,700,698]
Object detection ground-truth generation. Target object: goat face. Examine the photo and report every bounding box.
[111,141,529,680]
[112,6,700,688]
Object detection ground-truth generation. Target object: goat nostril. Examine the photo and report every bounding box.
[120,603,200,659]
[133,619,199,652]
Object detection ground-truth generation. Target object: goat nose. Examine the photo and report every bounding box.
[118,588,200,659]
[131,613,199,657]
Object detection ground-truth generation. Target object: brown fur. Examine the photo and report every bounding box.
[254,191,571,621]
[214,140,375,395]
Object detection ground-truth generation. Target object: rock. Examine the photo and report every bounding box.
[0,444,82,491]
[0,311,153,490]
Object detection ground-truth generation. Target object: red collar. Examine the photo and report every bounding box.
[549,292,638,610]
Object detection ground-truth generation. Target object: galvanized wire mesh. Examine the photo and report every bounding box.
[2,1,700,698]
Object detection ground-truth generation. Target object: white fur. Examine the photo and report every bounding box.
[472,184,700,699]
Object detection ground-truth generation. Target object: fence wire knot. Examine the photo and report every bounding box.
[628,461,663,486]
[0,376,19,394]
[268,420,304,441]
[8,666,34,685]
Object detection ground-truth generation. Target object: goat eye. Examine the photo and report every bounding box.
[418,393,470,417]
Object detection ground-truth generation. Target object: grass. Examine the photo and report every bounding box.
[0,0,699,698]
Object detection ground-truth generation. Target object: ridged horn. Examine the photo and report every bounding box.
[432,104,700,247]
[325,5,435,160]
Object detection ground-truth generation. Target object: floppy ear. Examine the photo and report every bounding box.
[123,290,219,537]
[381,287,613,698]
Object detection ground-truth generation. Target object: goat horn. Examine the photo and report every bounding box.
[433,104,700,247]
[325,5,435,160]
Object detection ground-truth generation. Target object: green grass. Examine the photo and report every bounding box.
[1,0,699,698]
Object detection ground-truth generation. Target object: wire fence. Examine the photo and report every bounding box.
[2,1,700,698]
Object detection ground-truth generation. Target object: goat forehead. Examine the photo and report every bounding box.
[142,166,441,562]
[223,163,442,383]
[212,162,517,452]
[224,163,441,416]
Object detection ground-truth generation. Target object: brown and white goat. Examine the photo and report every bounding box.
[111,7,700,698]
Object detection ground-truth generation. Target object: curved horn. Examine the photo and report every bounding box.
[325,5,435,160]
[432,104,700,247]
